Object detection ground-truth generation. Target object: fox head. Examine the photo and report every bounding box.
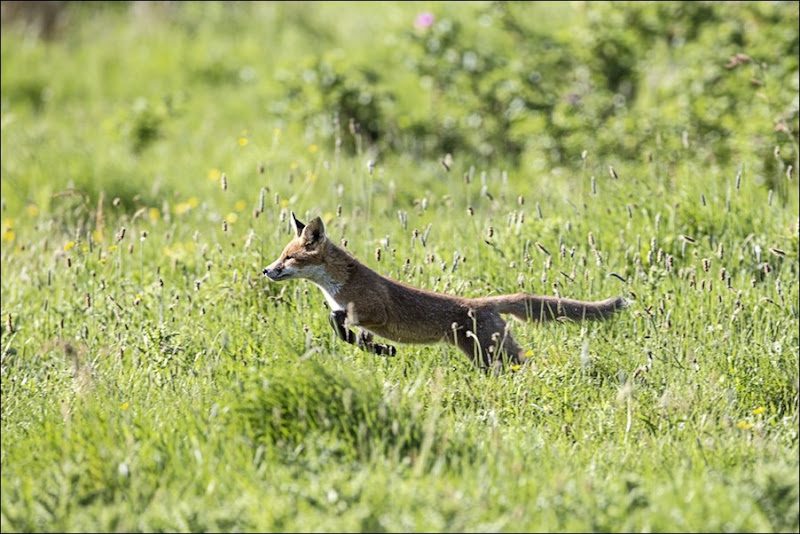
[262,212,328,282]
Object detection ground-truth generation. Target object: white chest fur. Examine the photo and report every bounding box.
[301,265,344,311]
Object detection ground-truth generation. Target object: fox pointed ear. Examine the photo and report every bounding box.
[301,216,326,247]
[291,212,305,237]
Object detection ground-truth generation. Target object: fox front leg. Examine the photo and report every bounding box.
[329,310,357,344]
[356,330,397,357]
[327,310,396,356]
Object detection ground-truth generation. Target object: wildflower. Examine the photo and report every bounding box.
[414,11,434,30]
[64,241,76,251]
[238,137,248,147]
[736,420,753,430]
[174,202,191,215]
[207,168,222,181]
[752,406,765,415]
[309,144,318,154]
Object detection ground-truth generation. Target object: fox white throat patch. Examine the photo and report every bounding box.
[299,265,343,311]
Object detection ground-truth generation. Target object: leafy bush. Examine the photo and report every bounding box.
[271,1,798,191]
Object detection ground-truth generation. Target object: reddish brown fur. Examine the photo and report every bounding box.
[264,214,627,368]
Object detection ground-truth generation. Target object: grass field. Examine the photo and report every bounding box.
[1,2,798,532]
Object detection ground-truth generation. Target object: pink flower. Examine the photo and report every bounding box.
[414,11,435,30]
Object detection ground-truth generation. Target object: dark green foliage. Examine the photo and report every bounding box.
[233,359,427,463]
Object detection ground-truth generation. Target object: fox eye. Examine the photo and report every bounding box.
[284,255,294,261]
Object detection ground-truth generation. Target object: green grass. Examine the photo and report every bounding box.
[1,2,798,532]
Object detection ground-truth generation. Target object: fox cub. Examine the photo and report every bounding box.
[264,213,627,368]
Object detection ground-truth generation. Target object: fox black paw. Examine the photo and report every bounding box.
[373,343,397,357]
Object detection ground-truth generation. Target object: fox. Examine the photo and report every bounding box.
[263,213,628,369]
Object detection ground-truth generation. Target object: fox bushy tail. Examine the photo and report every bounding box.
[484,294,628,322]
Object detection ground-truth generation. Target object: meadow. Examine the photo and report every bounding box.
[1,2,798,532]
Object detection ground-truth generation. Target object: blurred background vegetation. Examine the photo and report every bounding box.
[1,1,798,219]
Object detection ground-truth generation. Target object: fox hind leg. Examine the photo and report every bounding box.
[454,312,523,368]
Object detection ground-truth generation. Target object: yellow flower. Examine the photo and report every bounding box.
[174,202,191,215]
[309,144,318,153]
[752,406,766,415]
[25,204,39,217]
[207,168,222,181]
[238,137,248,147]
[188,197,199,208]
[109,245,119,252]
[290,162,298,170]
[509,364,522,372]
[737,421,753,430]
[225,212,238,224]
[148,207,160,222]
[64,241,75,251]
[2,229,15,242]
[121,402,129,411]
[234,200,247,212]
[92,229,105,243]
